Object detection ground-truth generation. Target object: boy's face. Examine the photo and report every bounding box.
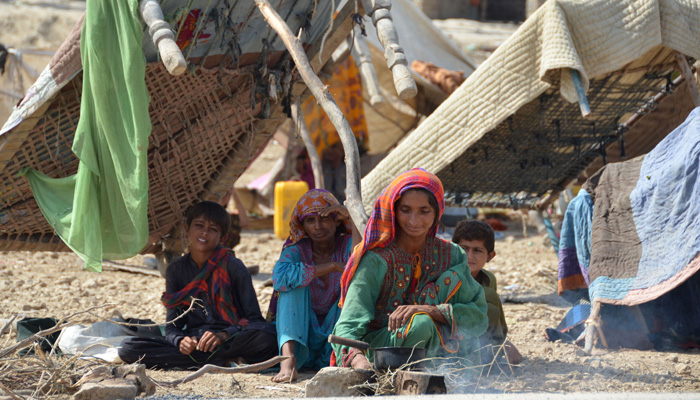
[456,238,496,278]
[186,216,223,256]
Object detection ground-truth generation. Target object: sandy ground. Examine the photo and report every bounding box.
[1,223,699,398]
[1,1,699,397]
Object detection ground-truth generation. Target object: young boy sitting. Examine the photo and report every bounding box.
[119,201,277,369]
[452,220,522,365]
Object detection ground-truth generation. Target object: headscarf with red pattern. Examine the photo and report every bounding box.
[339,168,444,307]
[161,246,246,326]
[284,188,352,248]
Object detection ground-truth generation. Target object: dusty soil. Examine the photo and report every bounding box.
[1,224,699,398]
[1,1,699,397]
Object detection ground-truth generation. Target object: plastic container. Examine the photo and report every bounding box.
[273,181,309,239]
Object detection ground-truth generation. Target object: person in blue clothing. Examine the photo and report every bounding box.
[269,189,360,382]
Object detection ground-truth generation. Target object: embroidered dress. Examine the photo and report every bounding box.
[271,189,353,370]
[333,238,486,366]
[334,169,487,367]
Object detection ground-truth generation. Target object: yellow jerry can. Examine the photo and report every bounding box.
[273,180,310,239]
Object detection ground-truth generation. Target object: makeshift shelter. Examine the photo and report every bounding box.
[360,0,700,211]
[558,108,700,351]
[289,0,477,158]
[0,0,412,266]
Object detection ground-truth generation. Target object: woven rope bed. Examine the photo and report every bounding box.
[438,48,695,208]
[360,0,700,210]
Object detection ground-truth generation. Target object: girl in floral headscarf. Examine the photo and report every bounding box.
[271,189,360,382]
[331,169,487,369]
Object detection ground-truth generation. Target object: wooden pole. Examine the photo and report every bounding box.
[570,69,591,118]
[254,0,368,232]
[291,100,325,190]
[674,51,700,107]
[360,0,417,100]
[139,0,187,76]
[351,27,384,106]
[583,300,601,354]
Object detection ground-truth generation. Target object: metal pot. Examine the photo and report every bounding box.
[328,334,426,370]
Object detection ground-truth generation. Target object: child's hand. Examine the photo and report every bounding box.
[179,336,198,355]
[320,205,350,221]
[197,331,229,352]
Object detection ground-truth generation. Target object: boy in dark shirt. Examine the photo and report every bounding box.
[452,220,522,365]
[119,201,276,369]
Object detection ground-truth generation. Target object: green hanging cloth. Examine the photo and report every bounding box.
[21,0,151,272]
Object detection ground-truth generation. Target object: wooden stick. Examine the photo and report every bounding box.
[583,300,601,355]
[0,322,71,359]
[254,0,368,232]
[0,381,24,400]
[102,260,161,277]
[291,100,325,190]
[674,51,700,107]
[570,69,591,118]
[155,355,289,387]
[0,315,17,337]
[360,0,417,100]
[0,304,114,359]
[139,0,187,76]
[351,27,384,106]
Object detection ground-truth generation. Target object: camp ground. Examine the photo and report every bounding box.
[2,0,700,398]
[361,0,700,357]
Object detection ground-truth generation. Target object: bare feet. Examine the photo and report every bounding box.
[272,341,298,383]
[272,355,298,382]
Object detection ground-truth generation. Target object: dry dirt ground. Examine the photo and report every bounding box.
[1,1,699,398]
[1,224,699,398]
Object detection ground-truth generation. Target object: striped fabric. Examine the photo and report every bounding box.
[339,168,444,307]
[161,247,242,325]
[284,189,351,248]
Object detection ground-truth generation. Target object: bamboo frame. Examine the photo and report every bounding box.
[254,0,369,232]
[291,100,325,190]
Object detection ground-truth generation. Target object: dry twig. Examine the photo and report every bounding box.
[154,355,289,388]
[0,380,24,400]
[0,315,18,337]
[0,304,118,359]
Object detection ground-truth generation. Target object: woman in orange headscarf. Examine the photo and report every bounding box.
[331,169,487,369]
[270,189,360,382]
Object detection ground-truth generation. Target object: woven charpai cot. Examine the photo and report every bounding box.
[0,62,271,253]
[361,0,700,210]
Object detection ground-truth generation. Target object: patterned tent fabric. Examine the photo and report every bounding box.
[360,0,700,211]
[588,108,700,306]
[302,56,368,156]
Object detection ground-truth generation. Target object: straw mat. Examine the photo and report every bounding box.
[0,63,271,252]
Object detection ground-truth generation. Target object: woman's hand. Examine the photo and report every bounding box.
[320,204,361,248]
[197,331,229,353]
[387,305,447,331]
[320,204,350,220]
[350,353,372,370]
[315,262,346,277]
[333,261,346,273]
[179,336,199,355]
